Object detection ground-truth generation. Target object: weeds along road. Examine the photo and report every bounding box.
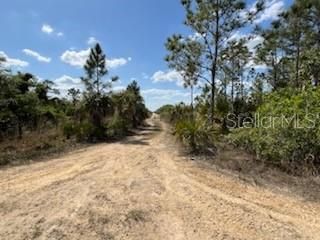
[0,117,320,240]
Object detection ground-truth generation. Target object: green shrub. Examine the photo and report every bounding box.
[229,87,320,174]
[107,116,129,139]
[63,122,77,139]
[175,119,216,154]
[63,121,106,142]
[156,104,174,121]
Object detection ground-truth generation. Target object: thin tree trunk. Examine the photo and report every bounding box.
[224,82,227,99]
[273,50,278,89]
[314,71,319,86]
[18,122,22,139]
[191,85,194,122]
[211,74,215,124]
[296,45,300,89]
[96,67,100,95]
[210,0,220,125]
[231,63,234,106]
[240,71,244,100]
[231,78,234,111]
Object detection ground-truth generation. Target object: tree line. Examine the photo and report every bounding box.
[159,0,320,175]
[0,43,149,145]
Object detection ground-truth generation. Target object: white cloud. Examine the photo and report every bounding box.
[226,33,265,69]
[41,24,64,37]
[228,31,264,49]
[151,70,184,86]
[142,88,192,111]
[142,88,189,99]
[61,48,131,69]
[246,35,264,53]
[36,75,44,81]
[254,0,284,24]
[113,85,126,92]
[188,32,203,41]
[227,31,264,55]
[0,51,29,68]
[54,75,127,96]
[246,60,268,70]
[53,75,83,96]
[246,35,265,70]
[87,37,98,45]
[228,31,243,42]
[54,75,82,89]
[107,57,131,69]
[226,32,266,70]
[61,48,90,67]
[22,49,51,63]
[41,24,54,34]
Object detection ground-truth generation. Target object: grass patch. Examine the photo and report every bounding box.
[0,129,81,167]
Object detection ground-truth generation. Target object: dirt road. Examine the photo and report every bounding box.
[1,118,320,240]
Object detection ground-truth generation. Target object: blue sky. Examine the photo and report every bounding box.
[1,0,292,111]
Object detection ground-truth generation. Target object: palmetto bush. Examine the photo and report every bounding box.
[175,119,216,154]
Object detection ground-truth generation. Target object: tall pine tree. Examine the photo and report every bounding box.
[170,0,263,124]
[82,43,118,135]
[82,43,118,96]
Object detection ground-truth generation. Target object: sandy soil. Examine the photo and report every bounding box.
[1,117,320,240]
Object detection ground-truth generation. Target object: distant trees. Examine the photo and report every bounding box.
[256,0,320,89]
[62,43,149,142]
[0,43,149,143]
[221,38,250,103]
[165,35,202,117]
[0,68,63,139]
[35,80,59,102]
[165,0,320,127]
[126,80,149,127]
[256,21,285,90]
[68,88,81,106]
[109,81,149,138]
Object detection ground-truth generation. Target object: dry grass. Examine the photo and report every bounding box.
[189,140,320,202]
[0,129,80,166]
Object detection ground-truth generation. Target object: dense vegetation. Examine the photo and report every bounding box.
[0,43,149,165]
[1,0,319,175]
[159,0,320,175]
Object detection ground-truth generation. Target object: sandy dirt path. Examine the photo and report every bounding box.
[1,117,320,240]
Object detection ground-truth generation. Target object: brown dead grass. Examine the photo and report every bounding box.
[0,129,80,166]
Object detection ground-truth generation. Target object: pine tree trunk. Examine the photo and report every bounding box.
[295,41,301,89]
[314,72,319,87]
[191,85,194,122]
[18,122,22,139]
[210,0,220,125]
